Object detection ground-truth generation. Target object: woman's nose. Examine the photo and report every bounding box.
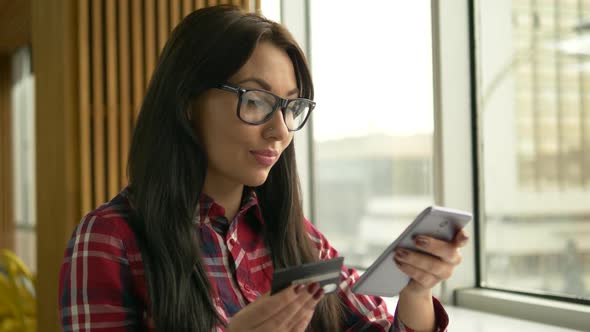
[263,108,289,140]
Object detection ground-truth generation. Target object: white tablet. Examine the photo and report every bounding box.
[351,206,472,297]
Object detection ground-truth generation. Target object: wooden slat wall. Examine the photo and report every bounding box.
[76,0,258,215]
[131,0,144,121]
[183,0,194,16]
[118,0,131,188]
[32,0,79,331]
[32,1,261,331]
[0,56,13,250]
[144,0,156,89]
[91,0,106,207]
[78,0,92,214]
[158,0,169,52]
[0,0,31,55]
[106,0,120,199]
[171,1,181,31]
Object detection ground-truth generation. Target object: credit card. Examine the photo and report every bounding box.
[270,257,344,295]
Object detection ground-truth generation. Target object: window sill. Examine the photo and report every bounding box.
[382,292,584,331]
[453,288,589,331]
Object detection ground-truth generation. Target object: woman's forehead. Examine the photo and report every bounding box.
[230,42,297,94]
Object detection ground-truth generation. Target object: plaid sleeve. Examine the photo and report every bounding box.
[304,219,449,332]
[59,214,139,331]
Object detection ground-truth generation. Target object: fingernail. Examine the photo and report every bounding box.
[307,282,320,294]
[294,284,305,294]
[396,249,409,258]
[313,287,325,300]
[415,237,429,248]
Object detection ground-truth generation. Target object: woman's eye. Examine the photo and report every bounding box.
[246,99,262,108]
[291,102,304,116]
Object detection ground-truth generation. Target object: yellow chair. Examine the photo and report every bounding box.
[0,250,36,332]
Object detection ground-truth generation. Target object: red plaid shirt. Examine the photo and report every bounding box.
[59,188,448,331]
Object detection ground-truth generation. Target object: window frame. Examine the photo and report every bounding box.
[281,0,590,330]
[280,0,315,220]
[447,0,590,330]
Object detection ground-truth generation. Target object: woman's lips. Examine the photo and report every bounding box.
[250,150,278,166]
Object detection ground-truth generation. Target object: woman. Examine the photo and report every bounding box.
[59,5,467,332]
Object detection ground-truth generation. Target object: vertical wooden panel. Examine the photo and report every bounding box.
[131,0,145,119]
[0,56,13,250]
[119,0,131,187]
[145,0,156,88]
[231,0,242,7]
[219,0,229,5]
[78,0,92,215]
[157,0,169,52]
[195,0,206,10]
[32,0,80,330]
[0,1,31,55]
[170,0,181,31]
[92,0,106,206]
[245,0,252,12]
[183,0,194,16]
[106,0,119,198]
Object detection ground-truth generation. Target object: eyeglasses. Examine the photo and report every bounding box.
[217,83,315,132]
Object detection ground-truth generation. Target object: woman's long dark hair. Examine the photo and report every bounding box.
[127,5,343,331]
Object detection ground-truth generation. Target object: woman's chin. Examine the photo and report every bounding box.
[243,170,271,187]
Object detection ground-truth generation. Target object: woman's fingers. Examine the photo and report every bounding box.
[229,284,303,330]
[411,232,468,264]
[394,258,441,289]
[257,283,323,330]
[453,229,470,247]
[247,285,304,323]
[285,286,325,331]
[395,231,470,293]
[394,249,455,280]
[228,283,326,332]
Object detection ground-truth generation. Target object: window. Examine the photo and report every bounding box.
[11,47,36,273]
[309,1,435,267]
[477,0,590,300]
[260,0,281,23]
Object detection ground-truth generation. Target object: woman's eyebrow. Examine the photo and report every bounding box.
[236,77,299,96]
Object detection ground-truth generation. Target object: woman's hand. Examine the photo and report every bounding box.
[395,229,469,295]
[227,282,324,332]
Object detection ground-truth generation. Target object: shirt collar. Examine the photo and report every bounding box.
[193,187,263,227]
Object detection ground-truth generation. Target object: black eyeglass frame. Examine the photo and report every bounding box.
[217,83,316,132]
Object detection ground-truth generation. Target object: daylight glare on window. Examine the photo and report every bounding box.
[310,0,435,267]
[478,0,590,300]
